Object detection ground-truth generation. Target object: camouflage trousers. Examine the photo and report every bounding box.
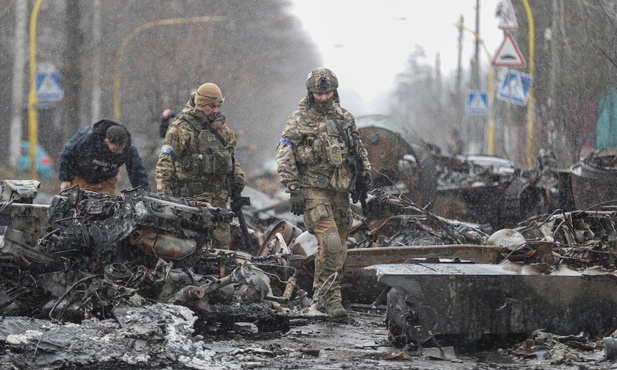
[70,176,118,196]
[302,188,352,304]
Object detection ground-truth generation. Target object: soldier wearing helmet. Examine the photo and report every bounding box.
[275,67,373,319]
[155,82,246,250]
[305,67,340,110]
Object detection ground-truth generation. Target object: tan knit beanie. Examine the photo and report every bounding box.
[195,83,224,106]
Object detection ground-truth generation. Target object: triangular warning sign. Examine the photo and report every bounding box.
[492,32,526,68]
[498,0,518,30]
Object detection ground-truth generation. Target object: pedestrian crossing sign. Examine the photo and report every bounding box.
[36,72,64,101]
[497,70,533,106]
[466,91,489,115]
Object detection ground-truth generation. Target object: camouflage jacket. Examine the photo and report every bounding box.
[276,97,371,191]
[155,97,244,204]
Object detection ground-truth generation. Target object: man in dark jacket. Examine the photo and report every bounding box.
[59,119,150,195]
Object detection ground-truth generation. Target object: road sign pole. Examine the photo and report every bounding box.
[456,23,495,155]
[487,64,495,155]
[28,0,42,180]
[523,0,535,169]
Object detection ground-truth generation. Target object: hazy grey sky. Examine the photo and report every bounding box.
[290,0,509,115]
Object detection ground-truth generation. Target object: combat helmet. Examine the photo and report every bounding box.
[306,68,339,93]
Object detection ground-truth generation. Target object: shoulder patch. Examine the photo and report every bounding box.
[280,137,294,146]
[161,144,178,161]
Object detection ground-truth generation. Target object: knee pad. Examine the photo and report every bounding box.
[323,227,342,254]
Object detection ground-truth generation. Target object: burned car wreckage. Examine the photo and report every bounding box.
[0,181,280,325]
[0,178,490,325]
[4,117,617,367]
[355,116,617,355]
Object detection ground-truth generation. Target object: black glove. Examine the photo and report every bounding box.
[361,171,373,189]
[287,184,305,216]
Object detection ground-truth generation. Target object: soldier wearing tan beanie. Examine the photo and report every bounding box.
[194,83,225,107]
[155,82,246,250]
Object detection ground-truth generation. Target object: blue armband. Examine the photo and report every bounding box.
[161,144,178,161]
[280,137,294,146]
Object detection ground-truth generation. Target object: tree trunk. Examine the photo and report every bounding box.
[62,0,82,142]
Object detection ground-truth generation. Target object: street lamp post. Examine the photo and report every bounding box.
[28,0,43,180]
[455,23,496,155]
[113,17,213,121]
[522,0,535,168]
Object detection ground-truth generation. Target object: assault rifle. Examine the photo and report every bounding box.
[345,123,369,212]
[229,186,254,254]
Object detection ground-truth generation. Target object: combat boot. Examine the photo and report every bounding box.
[327,299,347,319]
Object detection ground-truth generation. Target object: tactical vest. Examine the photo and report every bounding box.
[174,118,233,197]
[295,115,352,190]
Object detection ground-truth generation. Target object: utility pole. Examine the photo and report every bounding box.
[10,0,27,168]
[62,0,82,142]
[472,0,481,89]
[456,15,465,144]
[91,0,101,122]
[548,0,566,165]
[471,0,482,153]
[523,0,536,168]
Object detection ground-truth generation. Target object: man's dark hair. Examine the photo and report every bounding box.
[106,125,129,145]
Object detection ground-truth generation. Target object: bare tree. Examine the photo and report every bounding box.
[62,0,82,143]
[512,0,617,166]
[2,0,319,186]
[389,0,617,169]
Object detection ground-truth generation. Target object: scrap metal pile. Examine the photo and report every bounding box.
[429,152,561,231]
[374,205,617,351]
[0,177,497,326]
[0,178,501,368]
[356,114,563,232]
[511,207,617,269]
[0,180,287,328]
[4,167,617,368]
[570,149,617,210]
[5,116,617,367]
[358,188,489,248]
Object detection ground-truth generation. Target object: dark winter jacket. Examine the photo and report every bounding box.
[58,119,151,191]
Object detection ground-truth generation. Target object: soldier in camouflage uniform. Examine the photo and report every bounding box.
[275,68,372,319]
[155,83,245,249]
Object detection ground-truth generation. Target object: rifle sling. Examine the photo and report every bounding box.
[326,115,349,147]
